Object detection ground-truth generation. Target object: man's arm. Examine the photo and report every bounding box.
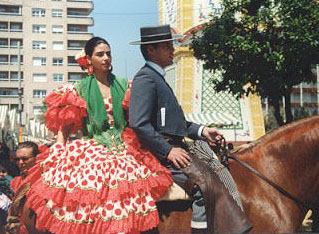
[129,73,172,159]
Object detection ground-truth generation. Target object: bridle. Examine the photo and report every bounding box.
[214,137,317,211]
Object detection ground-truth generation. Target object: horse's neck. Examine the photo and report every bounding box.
[232,126,319,205]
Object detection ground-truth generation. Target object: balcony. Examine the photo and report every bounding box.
[67,33,93,41]
[0,5,22,16]
[67,40,86,50]
[67,16,94,25]
[66,1,93,14]
[0,88,20,98]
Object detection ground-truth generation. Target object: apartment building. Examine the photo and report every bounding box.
[0,0,93,125]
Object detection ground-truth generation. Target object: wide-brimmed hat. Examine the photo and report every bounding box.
[129,25,183,45]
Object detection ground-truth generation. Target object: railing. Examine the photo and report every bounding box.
[0,12,22,16]
[10,29,23,32]
[67,0,93,2]
[0,78,24,82]
[67,14,91,18]
[68,63,78,66]
[0,94,19,98]
[67,47,83,50]
[67,31,91,34]
[0,29,23,32]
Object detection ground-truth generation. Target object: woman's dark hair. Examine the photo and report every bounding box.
[85,37,110,57]
[17,141,39,157]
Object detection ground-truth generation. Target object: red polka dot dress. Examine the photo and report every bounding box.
[26,84,173,234]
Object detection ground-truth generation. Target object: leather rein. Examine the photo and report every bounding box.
[215,137,315,211]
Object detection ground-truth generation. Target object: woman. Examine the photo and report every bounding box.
[25,37,173,233]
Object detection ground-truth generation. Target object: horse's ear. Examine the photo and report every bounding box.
[227,143,234,151]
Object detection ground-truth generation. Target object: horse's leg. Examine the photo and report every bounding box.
[156,200,192,233]
[311,208,319,232]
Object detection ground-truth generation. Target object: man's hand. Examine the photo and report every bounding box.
[202,127,223,146]
[167,147,191,169]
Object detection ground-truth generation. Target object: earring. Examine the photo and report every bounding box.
[109,65,113,72]
[88,65,94,75]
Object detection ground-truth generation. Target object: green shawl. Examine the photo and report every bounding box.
[75,74,128,148]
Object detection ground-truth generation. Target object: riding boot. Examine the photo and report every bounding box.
[182,155,252,233]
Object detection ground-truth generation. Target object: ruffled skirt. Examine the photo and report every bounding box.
[26,128,173,234]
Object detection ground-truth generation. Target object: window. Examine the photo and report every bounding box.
[0,55,8,64]
[68,73,84,82]
[68,56,77,65]
[10,55,23,65]
[0,88,19,97]
[10,39,22,48]
[33,73,47,82]
[0,71,8,81]
[10,71,23,81]
[53,73,64,82]
[32,24,46,33]
[52,9,62,17]
[10,22,22,32]
[0,22,8,31]
[52,41,63,50]
[53,58,63,66]
[32,41,46,49]
[0,38,8,48]
[33,106,44,115]
[52,25,63,34]
[68,41,85,50]
[32,8,45,17]
[33,57,46,66]
[33,90,47,98]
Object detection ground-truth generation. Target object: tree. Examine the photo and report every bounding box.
[192,0,319,125]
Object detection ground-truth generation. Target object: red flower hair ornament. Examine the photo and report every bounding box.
[75,50,93,75]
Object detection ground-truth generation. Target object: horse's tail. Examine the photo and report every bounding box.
[5,182,30,234]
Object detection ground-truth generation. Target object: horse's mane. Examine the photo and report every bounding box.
[231,115,319,154]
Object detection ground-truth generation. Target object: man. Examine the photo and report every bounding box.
[129,25,251,233]
[11,141,39,194]
[6,141,39,233]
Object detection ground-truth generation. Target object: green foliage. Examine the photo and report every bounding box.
[192,0,319,125]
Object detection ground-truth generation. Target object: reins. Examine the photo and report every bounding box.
[215,137,314,211]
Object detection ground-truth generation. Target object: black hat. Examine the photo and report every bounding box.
[130,25,183,45]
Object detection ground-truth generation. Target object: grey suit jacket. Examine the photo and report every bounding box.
[129,64,201,160]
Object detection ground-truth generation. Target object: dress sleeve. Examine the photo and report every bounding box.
[44,84,87,135]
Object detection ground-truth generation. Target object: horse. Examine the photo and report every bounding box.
[10,116,319,233]
[156,115,319,233]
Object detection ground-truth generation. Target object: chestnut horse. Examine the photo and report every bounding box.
[157,115,319,233]
[15,116,319,232]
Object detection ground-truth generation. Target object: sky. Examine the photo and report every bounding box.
[89,0,159,79]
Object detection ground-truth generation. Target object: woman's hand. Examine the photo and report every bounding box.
[56,124,74,144]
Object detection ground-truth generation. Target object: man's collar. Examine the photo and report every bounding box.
[146,61,166,77]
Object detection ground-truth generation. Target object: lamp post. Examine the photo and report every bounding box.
[17,41,23,142]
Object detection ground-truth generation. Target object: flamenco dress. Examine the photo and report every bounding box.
[26,75,173,234]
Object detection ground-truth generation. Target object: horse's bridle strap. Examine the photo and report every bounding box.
[228,154,313,210]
